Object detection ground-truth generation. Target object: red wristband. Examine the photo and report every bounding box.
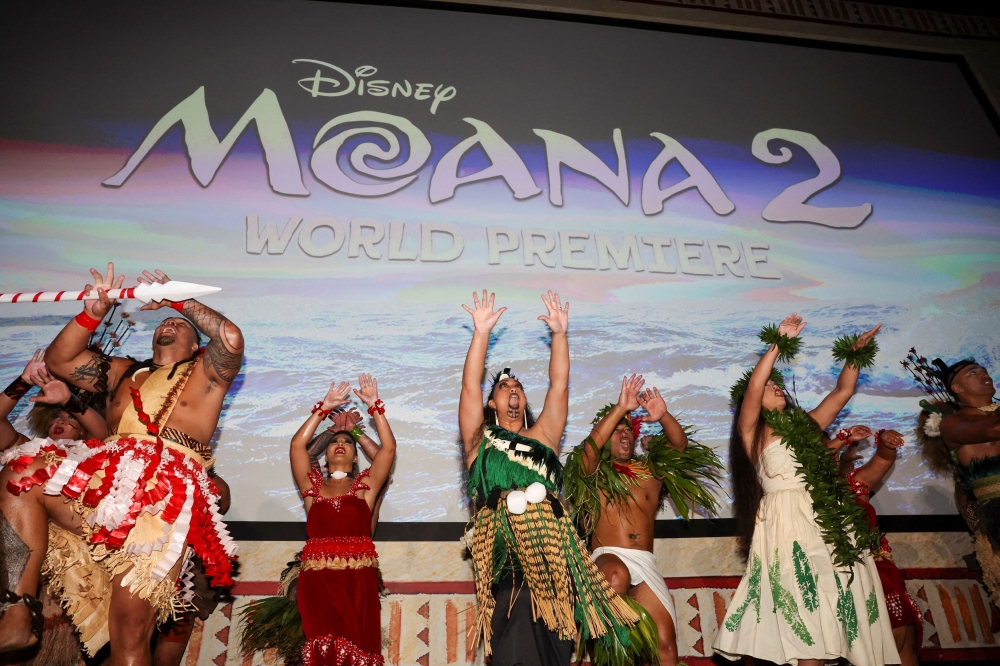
[367,399,386,416]
[311,401,332,418]
[835,428,851,442]
[75,310,102,331]
[874,429,887,447]
[169,300,186,313]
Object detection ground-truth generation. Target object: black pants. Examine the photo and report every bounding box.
[489,574,575,666]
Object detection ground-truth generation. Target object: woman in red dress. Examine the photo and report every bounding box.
[289,374,396,666]
[838,426,921,666]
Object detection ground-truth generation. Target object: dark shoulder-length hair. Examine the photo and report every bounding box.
[728,387,797,560]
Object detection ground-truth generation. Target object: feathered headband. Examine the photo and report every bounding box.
[901,348,976,408]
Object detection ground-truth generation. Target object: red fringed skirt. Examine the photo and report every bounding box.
[298,471,383,666]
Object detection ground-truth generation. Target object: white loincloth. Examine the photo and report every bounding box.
[592,546,676,626]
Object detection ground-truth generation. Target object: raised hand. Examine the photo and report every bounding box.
[637,387,668,422]
[83,262,125,319]
[617,374,645,412]
[353,373,379,408]
[538,291,569,334]
[331,407,364,433]
[137,269,174,311]
[320,381,352,411]
[28,367,71,406]
[21,349,47,385]
[777,312,807,338]
[847,425,873,443]
[878,429,904,449]
[853,323,882,350]
[462,290,506,333]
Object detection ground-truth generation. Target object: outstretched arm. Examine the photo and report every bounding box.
[637,386,688,452]
[353,374,396,507]
[0,351,47,451]
[533,291,570,452]
[941,412,1000,447]
[45,263,130,392]
[739,314,806,445]
[826,424,871,451]
[136,270,245,386]
[458,290,506,466]
[581,374,643,474]
[290,381,351,495]
[853,429,902,490]
[809,323,881,430]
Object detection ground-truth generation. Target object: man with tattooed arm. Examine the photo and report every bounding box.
[0,263,243,666]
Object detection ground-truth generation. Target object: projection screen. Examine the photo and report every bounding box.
[1,0,999,524]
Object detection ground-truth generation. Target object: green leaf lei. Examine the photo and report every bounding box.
[762,406,881,571]
[730,367,785,404]
[564,426,724,538]
[759,323,802,362]
[831,333,879,370]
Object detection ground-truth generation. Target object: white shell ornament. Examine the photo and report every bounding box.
[331,471,348,480]
[506,490,527,515]
[525,482,547,504]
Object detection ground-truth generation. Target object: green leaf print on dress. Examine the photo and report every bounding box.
[792,541,819,613]
[768,549,814,646]
[724,554,762,631]
[866,586,880,625]
[834,573,860,648]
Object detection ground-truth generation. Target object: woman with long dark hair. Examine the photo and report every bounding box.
[289,374,396,666]
[713,314,899,666]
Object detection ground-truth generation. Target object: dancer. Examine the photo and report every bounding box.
[238,408,389,666]
[459,290,644,666]
[713,314,898,666]
[0,264,242,665]
[904,351,1000,607]
[837,426,921,666]
[0,351,109,650]
[289,374,395,666]
[564,374,724,666]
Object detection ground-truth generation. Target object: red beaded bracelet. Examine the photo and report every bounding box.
[367,399,386,416]
[75,310,102,332]
[835,428,851,442]
[874,429,888,447]
[311,401,332,418]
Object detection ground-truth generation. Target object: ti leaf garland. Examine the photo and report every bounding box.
[564,426,724,538]
[831,333,879,370]
[730,368,785,404]
[762,406,882,572]
[759,323,802,363]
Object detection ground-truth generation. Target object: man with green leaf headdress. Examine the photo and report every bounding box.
[565,374,724,666]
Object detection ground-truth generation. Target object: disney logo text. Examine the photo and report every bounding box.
[293,60,457,114]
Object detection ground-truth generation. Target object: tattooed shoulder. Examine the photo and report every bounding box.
[204,340,243,383]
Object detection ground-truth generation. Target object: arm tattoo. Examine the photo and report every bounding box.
[0,512,32,591]
[69,353,110,392]
[182,300,243,382]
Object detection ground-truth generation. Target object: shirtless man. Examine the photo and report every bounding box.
[0,263,243,666]
[579,374,689,666]
[936,359,1000,606]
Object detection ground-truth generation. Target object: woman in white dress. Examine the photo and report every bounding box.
[713,314,899,666]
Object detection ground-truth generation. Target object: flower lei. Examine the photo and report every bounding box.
[564,425,724,538]
[763,406,881,571]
